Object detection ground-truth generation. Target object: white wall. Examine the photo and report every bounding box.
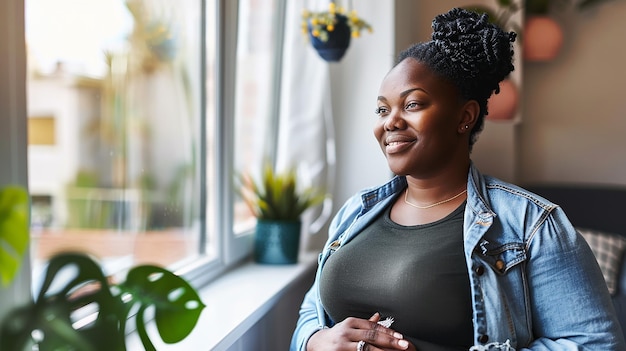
[328,2,396,204]
[305,1,396,251]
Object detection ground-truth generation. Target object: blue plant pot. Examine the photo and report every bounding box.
[309,14,352,62]
[254,220,301,264]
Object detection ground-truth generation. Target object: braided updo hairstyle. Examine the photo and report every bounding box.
[397,8,516,149]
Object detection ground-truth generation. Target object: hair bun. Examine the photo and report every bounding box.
[431,8,515,85]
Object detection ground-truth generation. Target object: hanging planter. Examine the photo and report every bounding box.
[522,0,564,62]
[301,1,372,62]
[308,13,351,62]
[523,15,564,61]
[522,0,617,62]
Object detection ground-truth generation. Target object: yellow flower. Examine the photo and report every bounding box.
[328,2,336,13]
[300,6,372,43]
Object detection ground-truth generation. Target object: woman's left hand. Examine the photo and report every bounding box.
[365,313,417,351]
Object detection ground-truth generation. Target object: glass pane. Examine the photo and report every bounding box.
[26,0,212,288]
[233,0,278,233]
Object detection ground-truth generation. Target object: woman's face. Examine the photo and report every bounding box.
[374,58,470,177]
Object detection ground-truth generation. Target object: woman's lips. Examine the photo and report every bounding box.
[385,140,414,154]
[384,136,415,154]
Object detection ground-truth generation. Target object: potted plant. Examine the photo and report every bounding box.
[0,187,205,351]
[301,1,372,62]
[238,163,326,264]
[524,0,618,61]
[523,0,566,61]
[465,1,521,121]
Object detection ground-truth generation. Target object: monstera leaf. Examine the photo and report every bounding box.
[0,186,29,287]
[118,265,206,350]
[0,253,205,351]
[0,253,125,351]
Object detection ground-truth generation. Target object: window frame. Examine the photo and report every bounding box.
[0,0,31,316]
[0,0,293,303]
[184,0,291,287]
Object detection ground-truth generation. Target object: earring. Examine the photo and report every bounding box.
[465,125,469,129]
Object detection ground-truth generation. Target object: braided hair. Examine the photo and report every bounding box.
[397,8,516,148]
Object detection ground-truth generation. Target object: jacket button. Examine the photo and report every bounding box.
[474,265,485,276]
[478,334,489,343]
[495,260,505,271]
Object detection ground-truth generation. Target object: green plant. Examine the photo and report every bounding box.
[525,0,619,14]
[472,0,623,18]
[301,1,372,42]
[237,163,326,221]
[463,0,606,40]
[0,252,205,351]
[465,0,522,34]
[0,186,29,287]
[65,170,112,229]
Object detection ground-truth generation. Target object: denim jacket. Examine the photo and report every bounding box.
[290,163,626,351]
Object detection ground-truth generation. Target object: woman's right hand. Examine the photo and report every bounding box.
[306,313,412,351]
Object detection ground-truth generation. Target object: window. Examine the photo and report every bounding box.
[24,0,287,289]
[233,0,280,232]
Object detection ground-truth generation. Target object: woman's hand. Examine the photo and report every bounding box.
[306,313,414,351]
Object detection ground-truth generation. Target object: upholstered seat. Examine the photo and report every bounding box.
[525,184,626,341]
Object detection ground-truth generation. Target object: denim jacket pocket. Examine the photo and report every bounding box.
[475,240,527,275]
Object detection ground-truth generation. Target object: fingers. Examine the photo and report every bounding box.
[360,327,409,350]
[368,312,381,322]
[306,315,411,351]
[343,315,409,350]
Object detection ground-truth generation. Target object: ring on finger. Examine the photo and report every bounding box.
[357,340,366,351]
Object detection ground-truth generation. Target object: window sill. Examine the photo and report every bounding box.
[125,251,318,350]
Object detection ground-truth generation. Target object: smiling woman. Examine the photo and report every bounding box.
[291,7,626,351]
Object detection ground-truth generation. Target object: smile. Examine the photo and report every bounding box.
[384,139,415,154]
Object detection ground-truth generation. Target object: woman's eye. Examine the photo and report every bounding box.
[374,106,389,115]
[405,102,419,110]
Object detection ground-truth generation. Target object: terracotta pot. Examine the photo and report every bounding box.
[487,79,519,121]
[523,16,564,62]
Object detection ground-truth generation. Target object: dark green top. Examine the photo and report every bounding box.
[319,202,473,350]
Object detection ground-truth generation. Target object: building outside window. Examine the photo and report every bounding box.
[24,0,283,289]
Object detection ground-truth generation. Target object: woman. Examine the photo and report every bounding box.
[290,7,626,351]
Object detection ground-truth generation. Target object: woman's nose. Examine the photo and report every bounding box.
[383,110,404,131]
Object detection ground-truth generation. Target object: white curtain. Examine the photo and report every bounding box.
[276,0,335,236]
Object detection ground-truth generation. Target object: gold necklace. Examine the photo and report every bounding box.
[404,188,467,209]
